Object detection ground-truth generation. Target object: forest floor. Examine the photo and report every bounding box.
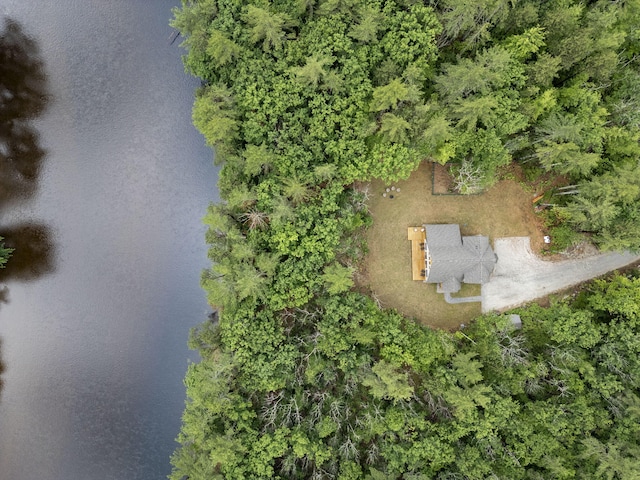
[358,161,544,330]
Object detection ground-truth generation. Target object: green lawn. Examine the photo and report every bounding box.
[358,161,543,330]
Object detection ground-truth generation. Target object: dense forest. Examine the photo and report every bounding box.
[169,0,640,478]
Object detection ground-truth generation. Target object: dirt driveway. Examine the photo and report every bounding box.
[481,237,640,312]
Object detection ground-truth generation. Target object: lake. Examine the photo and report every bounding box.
[0,1,217,478]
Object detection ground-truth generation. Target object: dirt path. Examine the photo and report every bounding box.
[481,237,640,312]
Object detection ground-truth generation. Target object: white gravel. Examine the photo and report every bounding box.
[481,237,640,312]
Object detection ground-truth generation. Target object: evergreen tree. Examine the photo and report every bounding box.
[0,237,12,268]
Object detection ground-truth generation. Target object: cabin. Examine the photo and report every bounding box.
[408,224,497,293]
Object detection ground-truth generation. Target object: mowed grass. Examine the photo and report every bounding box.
[358,161,543,330]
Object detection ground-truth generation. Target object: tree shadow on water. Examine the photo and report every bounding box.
[0,19,54,398]
[0,223,55,282]
[0,334,4,384]
[0,18,54,282]
[0,18,50,207]
[0,339,4,400]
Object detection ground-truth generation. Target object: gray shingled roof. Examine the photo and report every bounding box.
[423,224,462,248]
[424,224,497,293]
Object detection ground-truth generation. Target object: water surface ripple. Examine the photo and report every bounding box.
[0,2,217,479]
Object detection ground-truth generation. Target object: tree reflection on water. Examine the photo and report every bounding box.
[0,18,55,396]
[0,18,49,205]
[0,223,55,282]
[0,338,4,399]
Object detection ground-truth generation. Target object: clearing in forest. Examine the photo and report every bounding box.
[359,161,543,330]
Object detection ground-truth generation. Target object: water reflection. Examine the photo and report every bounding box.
[0,2,217,475]
[0,18,50,207]
[0,339,4,397]
[0,223,55,282]
[0,18,53,398]
[0,18,54,281]
[0,286,8,304]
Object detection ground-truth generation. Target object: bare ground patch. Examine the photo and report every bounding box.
[357,161,544,330]
[431,163,457,194]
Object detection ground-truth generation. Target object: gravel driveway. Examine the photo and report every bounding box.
[481,237,640,312]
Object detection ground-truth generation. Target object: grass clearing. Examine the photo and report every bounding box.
[357,161,543,330]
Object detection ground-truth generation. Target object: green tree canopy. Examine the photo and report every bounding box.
[0,236,12,268]
[169,0,640,477]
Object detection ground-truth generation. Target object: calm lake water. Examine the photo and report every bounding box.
[0,1,217,478]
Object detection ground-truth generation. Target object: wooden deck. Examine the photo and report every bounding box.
[408,227,426,281]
